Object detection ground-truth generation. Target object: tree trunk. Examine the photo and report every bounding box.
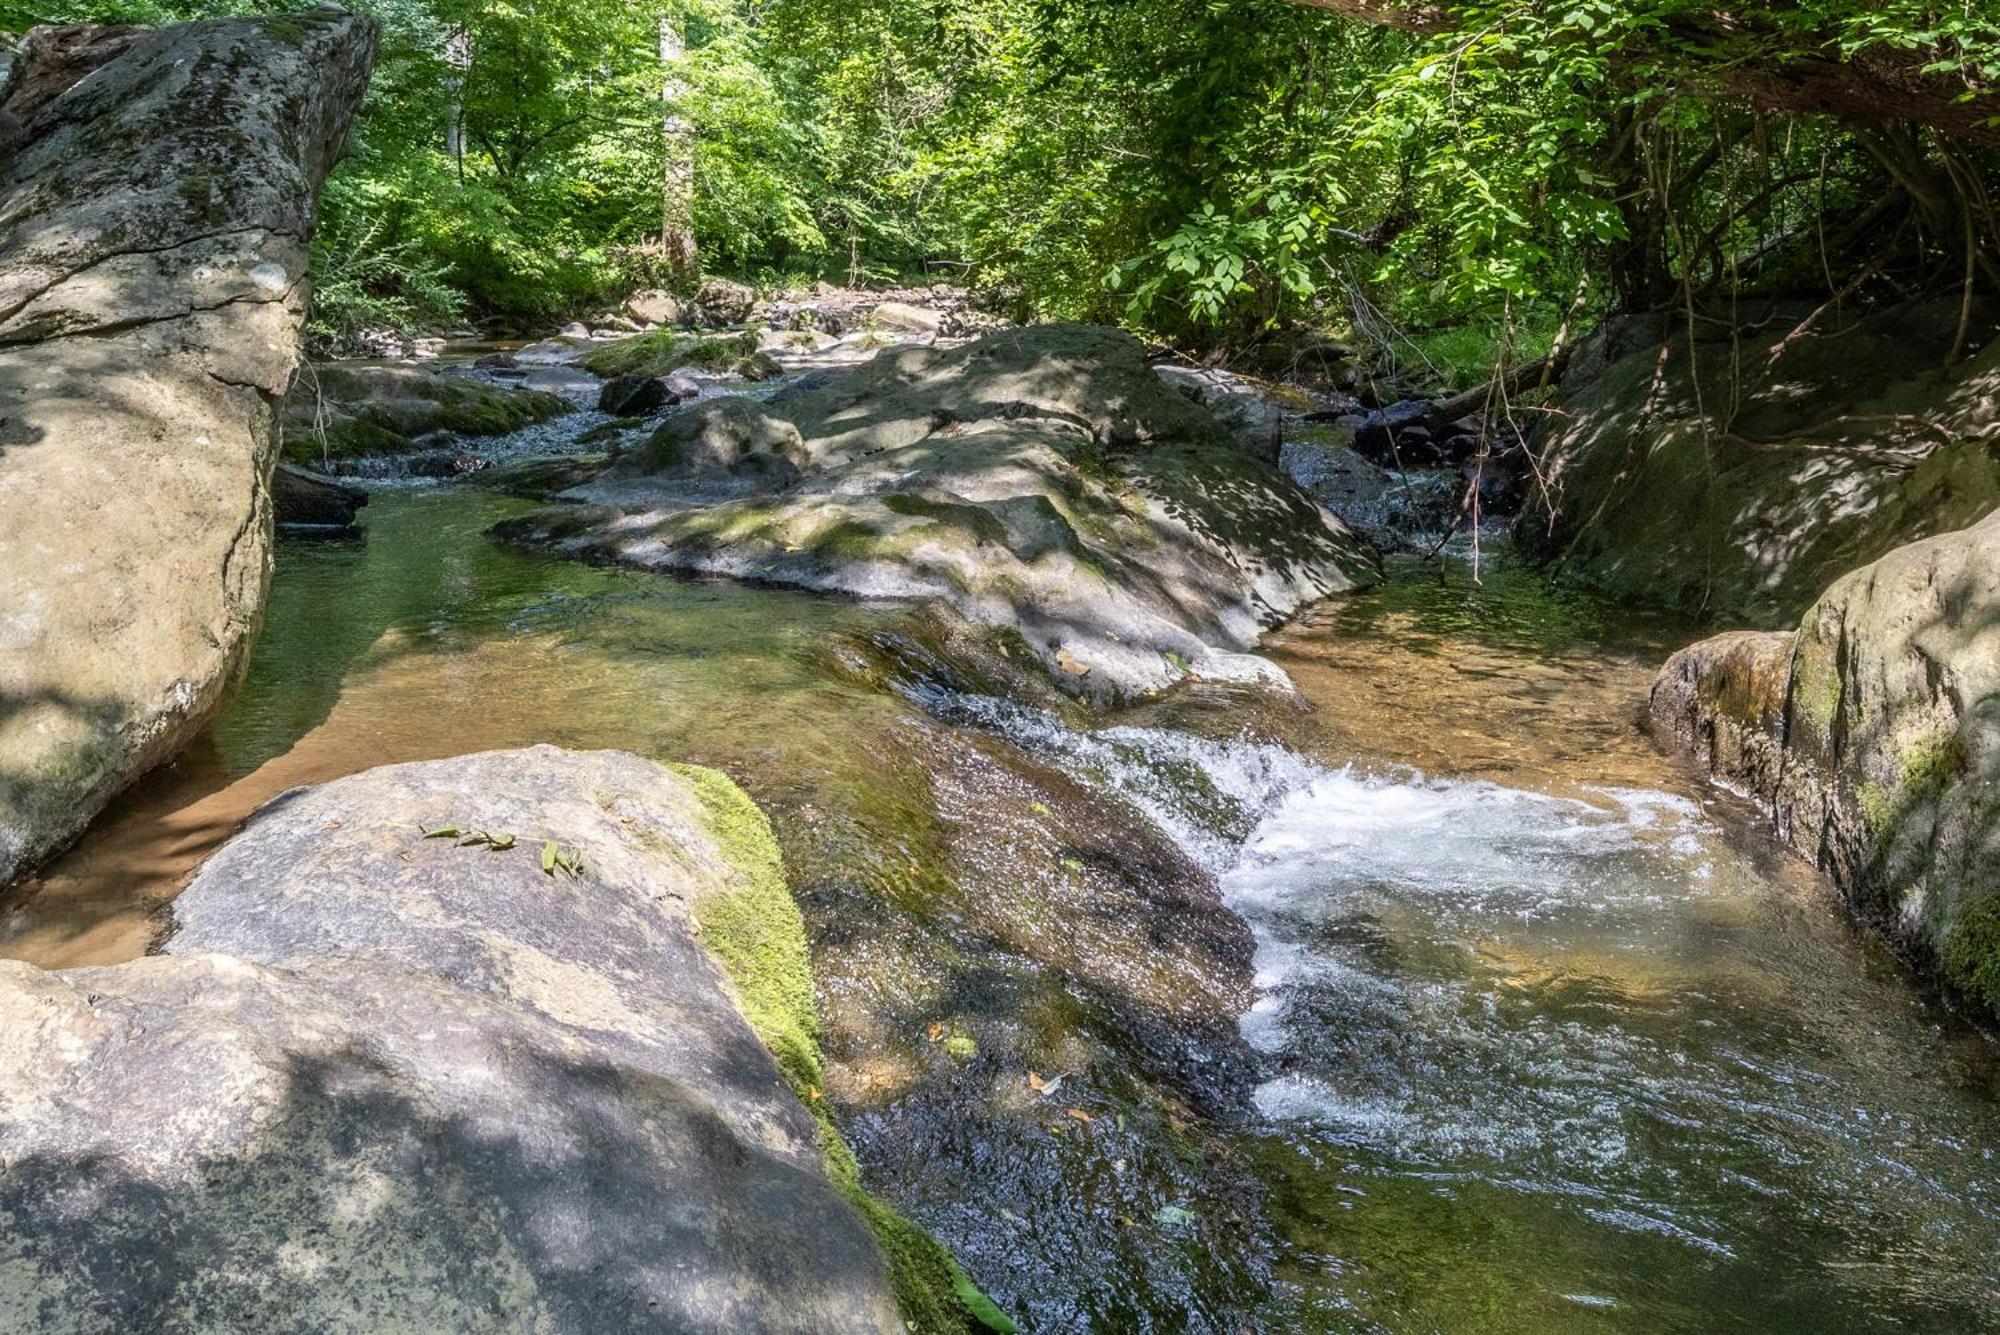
[658,10,697,277]
[444,24,469,180]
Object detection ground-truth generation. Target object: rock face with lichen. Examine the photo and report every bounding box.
[1651,508,2000,1016]
[1523,298,2000,625]
[502,325,1377,701]
[0,13,376,886]
[0,746,905,1332]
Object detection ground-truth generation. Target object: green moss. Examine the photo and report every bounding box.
[583,331,779,381]
[672,765,1007,1334]
[1941,890,2000,1019]
[1789,632,1844,744]
[672,764,820,1086]
[883,493,1011,547]
[583,331,687,378]
[810,519,888,560]
[1857,781,1897,839]
[1900,728,1969,802]
[280,417,406,462]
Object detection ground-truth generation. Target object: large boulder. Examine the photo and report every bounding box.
[0,14,376,887]
[280,362,570,463]
[1522,298,2000,625]
[694,277,757,326]
[502,326,1377,700]
[1651,508,2000,1017]
[0,747,905,1332]
[624,288,686,327]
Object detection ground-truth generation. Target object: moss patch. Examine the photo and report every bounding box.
[584,331,780,381]
[1941,890,2000,1018]
[672,764,1010,1333]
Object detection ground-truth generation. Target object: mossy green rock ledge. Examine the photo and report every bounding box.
[279,362,571,462]
[1651,508,2000,1019]
[0,14,376,887]
[502,325,1378,702]
[0,747,945,1332]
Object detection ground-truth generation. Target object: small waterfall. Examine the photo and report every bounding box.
[923,687,2000,1266]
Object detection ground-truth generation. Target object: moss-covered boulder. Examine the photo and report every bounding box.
[0,747,940,1331]
[581,329,781,381]
[1523,298,2000,626]
[502,326,1377,702]
[278,363,571,462]
[0,13,375,887]
[1651,507,2000,1018]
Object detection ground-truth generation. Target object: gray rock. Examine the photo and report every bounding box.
[1523,297,2000,625]
[613,397,809,485]
[273,462,367,530]
[868,300,942,336]
[505,326,1377,701]
[1651,508,2000,1018]
[514,334,594,366]
[624,288,684,327]
[0,13,376,887]
[695,278,756,326]
[1151,365,1295,463]
[0,746,903,1332]
[596,373,676,417]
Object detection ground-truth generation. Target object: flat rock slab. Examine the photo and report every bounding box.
[0,746,900,1332]
[0,14,376,885]
[504,325,1377,702]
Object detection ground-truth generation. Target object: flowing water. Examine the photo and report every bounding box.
[6,433,1998,1329]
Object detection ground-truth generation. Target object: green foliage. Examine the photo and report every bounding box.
[15,0,1996,367]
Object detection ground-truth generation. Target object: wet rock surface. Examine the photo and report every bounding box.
[1526,297,2000,625]
[0,747,903,1332]
[1651,507,2000,1018]
[0,13,376,887]
[502,325,1377,701]
[273,462,368,530]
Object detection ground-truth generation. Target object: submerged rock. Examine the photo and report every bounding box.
[0,747,905,1332]
[279,362,570,464]
[1652,508,2000,1017]
[504,325,1377,701]
[0,13,376,887]
[1524,298,2000,625]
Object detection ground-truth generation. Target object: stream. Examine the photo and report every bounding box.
[4,404,1998,1330]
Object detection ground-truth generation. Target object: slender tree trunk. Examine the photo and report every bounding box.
[444,24,470,183]
[658,10,697,276]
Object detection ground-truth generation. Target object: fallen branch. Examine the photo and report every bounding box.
[1423,346,1571,431]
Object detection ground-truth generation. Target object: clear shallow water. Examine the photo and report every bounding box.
[3,460,1996,1329]
[952,554,2000,1332]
